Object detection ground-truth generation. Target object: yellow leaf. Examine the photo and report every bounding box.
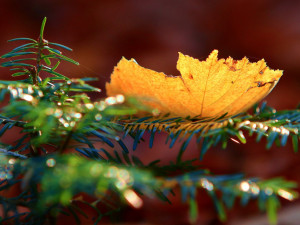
[106,50,283,117]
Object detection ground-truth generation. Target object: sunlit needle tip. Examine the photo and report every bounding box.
[124,189,143,209]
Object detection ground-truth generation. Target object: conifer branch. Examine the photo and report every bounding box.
[0,148,27,159]
[0,155,297,224]
[119,103,300,158]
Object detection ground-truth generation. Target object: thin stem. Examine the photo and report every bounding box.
[33,17,47,85]
[0,148,27,159]
[58,130,73,153]
[29,143,39,157]
[34,37,45,85]
[0,118,27,127]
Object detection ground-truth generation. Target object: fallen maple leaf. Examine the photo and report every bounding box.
[106,50,283,117]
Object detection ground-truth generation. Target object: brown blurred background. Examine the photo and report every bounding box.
[0,0,299,224]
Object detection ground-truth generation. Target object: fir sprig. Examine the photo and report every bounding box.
[1,17,78,85]
[120,103,299,159]
[0,154,297,224]
[0,80,136,155]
